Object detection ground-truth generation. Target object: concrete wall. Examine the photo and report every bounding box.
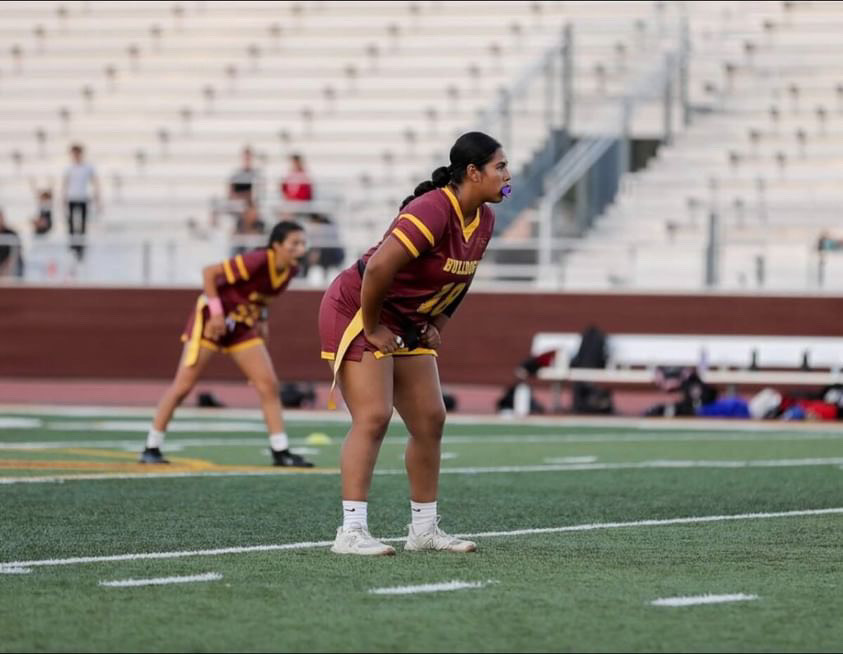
[2,286,841,385]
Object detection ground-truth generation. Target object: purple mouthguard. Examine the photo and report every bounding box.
[501,184,512,197]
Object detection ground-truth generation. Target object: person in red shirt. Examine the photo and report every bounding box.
[319,132,511,555]
[280,154,313,202]
[140,221,313,468]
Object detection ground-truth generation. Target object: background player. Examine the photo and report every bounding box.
[140,221,313,468]
[319,132,511,555]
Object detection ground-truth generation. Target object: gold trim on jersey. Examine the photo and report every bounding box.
[442,186,480,242]
[235,254,250,281]
[321,351,336,361]
[183,296,208,367]
[222,260,236,284]
[391,227,420,258]
[267,248,290,289]
[399,213,435,246]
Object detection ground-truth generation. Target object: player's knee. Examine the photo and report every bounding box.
[253,377,279,399]
[360,406,392,439]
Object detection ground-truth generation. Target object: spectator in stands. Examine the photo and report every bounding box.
[0,209,24,278]
[29,178,54,236]
[228,146,261,206]
[280,153,313,205]
[139,221,313,468]
[231,202,267,257]
[300,213,345,283]
[62,144,101,261]
[817,231,843,252]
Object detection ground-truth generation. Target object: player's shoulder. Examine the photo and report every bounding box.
[402,189,450,216]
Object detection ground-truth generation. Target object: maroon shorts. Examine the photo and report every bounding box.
[180,296,263,366]
[318,268,436,364]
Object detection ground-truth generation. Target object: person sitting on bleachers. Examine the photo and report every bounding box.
[0,209,24,278]
[228,146,262,207]
[280,153,313,206]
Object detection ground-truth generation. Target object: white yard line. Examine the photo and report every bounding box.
[6,432,843,451]
[3,404,843,432]
[3,457,843,485]
[369,580,492,595]
[651,593,758,607]
[1,507,840,572]
[99,572,223,588]
[0,567,31,574]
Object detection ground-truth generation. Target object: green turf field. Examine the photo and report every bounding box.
[2,408,843,652]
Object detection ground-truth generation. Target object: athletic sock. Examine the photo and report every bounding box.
[269,432,289,452]
[342,501,368,531]
[410,500,437,533]
[146,428,165,449]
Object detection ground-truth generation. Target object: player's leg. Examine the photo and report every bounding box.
[141,344,215,463]
[330,352,396,555]
[393,355,476,553]
[229,341,312,467]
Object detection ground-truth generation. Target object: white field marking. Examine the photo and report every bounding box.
[396,451,458,461]
[651,593,758,607]
[5,404,843,432]
[99,572,223,588]
[544,456,597,464]
[0,418,42,429]
[0,567,31,574]
[7,429,843,452]
[2,507,841,572]
[3,457,843,485]
[369,580,493,595]
[46,420,267,433]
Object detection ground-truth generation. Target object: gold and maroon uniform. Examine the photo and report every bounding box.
[319,186,494,365]
[181,248,297,366]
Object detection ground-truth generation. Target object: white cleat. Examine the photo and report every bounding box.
[404,517,477,553]
[330,526,396,556]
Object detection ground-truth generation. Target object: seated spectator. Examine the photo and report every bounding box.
[30,180,54,236]
[231,203,267,257]
[235,203,267,236]
[228,146,261,206]
[0,209,24,278]
[817,231,843,252]
[301,213,344,279]
[280,154,313,204]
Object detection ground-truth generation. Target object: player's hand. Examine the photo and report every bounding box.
[420,323,441,349]
[365,325,403,354]
[204,314,226,340]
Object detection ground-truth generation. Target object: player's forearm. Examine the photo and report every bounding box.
[202,263,225,299]
[360,264,392,335]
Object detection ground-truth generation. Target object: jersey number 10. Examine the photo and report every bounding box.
[416,283,466,316]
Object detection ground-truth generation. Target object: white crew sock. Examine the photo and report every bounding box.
[410,500,437,532]
[269,432,289,452]
[146,428,165,449]
[342,501,368,531]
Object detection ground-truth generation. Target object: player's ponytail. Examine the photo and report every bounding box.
[400,166,451,210]
[399,131,501,210]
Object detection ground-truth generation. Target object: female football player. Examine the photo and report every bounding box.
[140,221,313,468]
[319,132,510,554]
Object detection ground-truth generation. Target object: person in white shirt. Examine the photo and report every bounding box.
[61,144,101,261]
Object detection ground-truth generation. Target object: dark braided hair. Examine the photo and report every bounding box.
[400,131,501,210]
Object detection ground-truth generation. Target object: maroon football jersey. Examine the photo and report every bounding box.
[359,186,495,327]
[215,248,296,327]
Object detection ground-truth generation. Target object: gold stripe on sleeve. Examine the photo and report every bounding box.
[222,260,236,284]
[235,255,250,281]
[399,213,435,246]
[391,228,420,258]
